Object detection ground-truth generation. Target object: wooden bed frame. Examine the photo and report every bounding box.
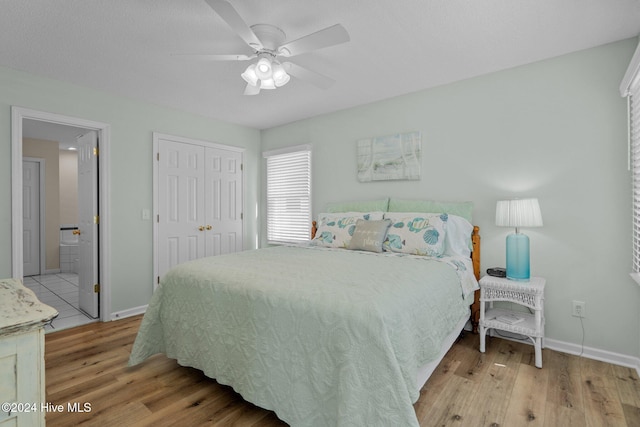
[470,225,481,333]
[311,221,482,333]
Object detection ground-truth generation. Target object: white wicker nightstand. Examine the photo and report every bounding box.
[479,275,546,368]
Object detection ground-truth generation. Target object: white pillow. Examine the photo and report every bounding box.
[444,215,474,258]
[382,212,448,256]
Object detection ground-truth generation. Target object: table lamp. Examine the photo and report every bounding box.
[495,198,543,281]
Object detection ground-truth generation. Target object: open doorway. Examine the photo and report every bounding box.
[11,107,112,329]
[21,120,97,329]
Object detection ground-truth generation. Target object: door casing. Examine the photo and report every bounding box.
[11,107,112,322]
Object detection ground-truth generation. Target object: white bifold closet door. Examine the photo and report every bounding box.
[156,136,243,283]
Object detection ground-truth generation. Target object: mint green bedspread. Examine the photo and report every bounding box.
[129,245,477,426]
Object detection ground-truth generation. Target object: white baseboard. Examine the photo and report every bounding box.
[482,329,640,376]
[545,337,640,376]
[110,304,147,321]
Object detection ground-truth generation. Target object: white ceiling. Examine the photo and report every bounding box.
[22,119,89,151]
[2,0,640,130]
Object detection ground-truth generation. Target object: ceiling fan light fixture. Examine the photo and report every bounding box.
[260,78,276,90]
[274,73,290,87]
[272,62,290,87]
[255,56,272,80]
[241,63,258,86]
[241,56,288,92]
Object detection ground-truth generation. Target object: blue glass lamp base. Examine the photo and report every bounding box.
[506,233,530,281]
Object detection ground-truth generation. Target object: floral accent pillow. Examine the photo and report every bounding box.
[312,212,383,248]
[382,212,448,256]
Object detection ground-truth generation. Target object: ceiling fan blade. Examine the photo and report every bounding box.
[205,0,263,50]
[171,53,256,61]
[277,24,350,57]
[244,83,261,95]
[282,62,335,90]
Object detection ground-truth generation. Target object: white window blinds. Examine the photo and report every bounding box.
[622,39,640,282]
[630,86,640,277]
[264,145,311,244]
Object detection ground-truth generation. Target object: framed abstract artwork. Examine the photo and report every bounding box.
[357,131,421,182]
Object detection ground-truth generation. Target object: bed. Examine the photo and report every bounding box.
[129,199,481,426]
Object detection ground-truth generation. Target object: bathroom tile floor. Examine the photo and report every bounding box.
[23,273,97,333]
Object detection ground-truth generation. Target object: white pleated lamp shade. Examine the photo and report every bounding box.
[495,198,543,228]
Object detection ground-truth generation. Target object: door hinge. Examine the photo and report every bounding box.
[240,212,243,220]
[157,214,159,223]
[157,276,160,285]
[94,284,100,293]
[94,215,100,224]
[93,147,99,156]
[157,153,159,161]
[240,163,243,171]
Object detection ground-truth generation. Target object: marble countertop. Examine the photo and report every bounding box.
[0,278,58,335]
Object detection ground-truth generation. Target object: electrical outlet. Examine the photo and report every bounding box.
[572,300,586,318]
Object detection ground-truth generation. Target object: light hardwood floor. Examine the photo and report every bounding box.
[44,315,640,426]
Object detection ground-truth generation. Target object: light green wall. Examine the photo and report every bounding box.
[261,39,640,358]
[0,66,260,314]
[2,38,638,359]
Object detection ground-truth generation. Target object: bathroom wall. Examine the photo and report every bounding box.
[22,137,60,271]
[59,150,78,225]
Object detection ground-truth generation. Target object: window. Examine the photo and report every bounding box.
[263,145,311,244]
[621,40,640,283]
[630,86,640,282]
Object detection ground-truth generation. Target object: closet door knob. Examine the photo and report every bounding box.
[198,226,205,231]
[206,225,212,230]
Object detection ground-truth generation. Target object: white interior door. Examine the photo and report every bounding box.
[77,131,99,318]
[157,139,206,279]
[204,147,243,255]
[22,159,41,276]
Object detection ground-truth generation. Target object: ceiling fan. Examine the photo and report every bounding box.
[197,0,350,95]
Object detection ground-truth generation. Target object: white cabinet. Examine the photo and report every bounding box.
[0,330,45,426]
[0,279,57,427]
